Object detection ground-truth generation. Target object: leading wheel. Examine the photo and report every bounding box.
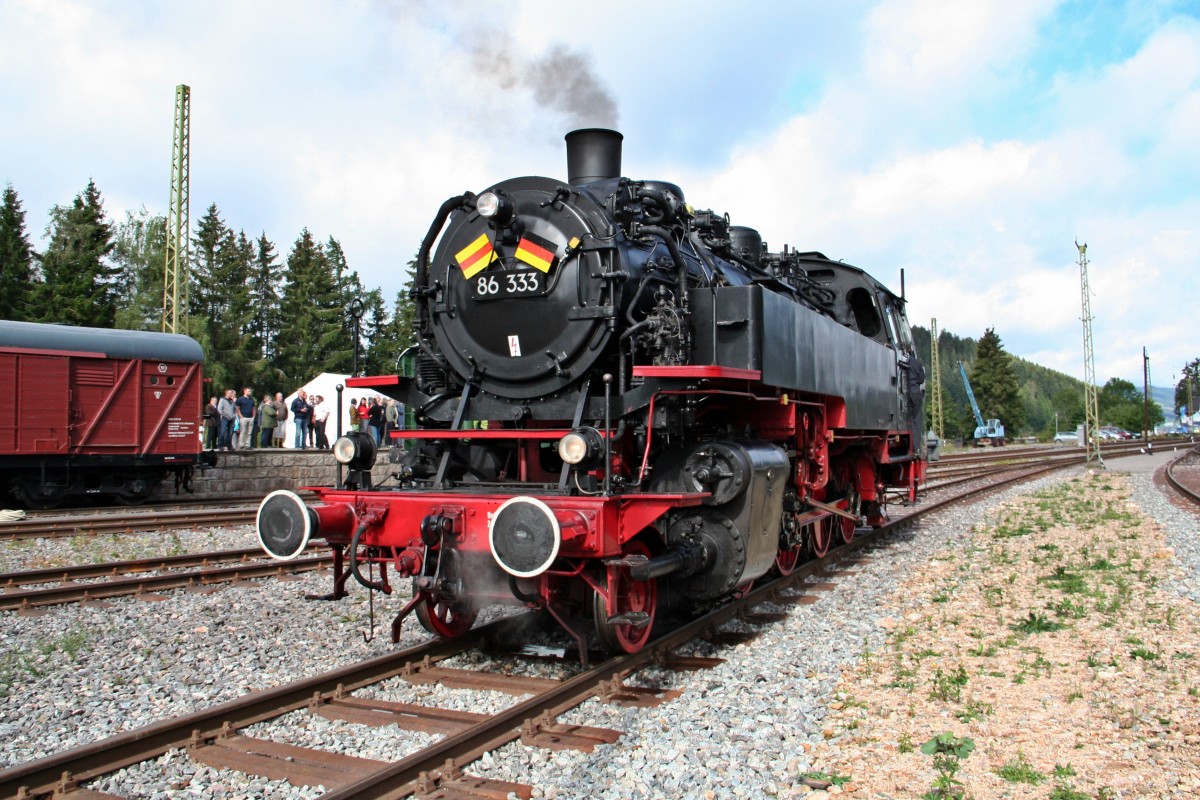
[414,593,477,639]
[593,541,658,653]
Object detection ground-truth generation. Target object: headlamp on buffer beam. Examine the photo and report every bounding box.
[333,430,377,470]
[475,190,515,226]
[557,426,604,467]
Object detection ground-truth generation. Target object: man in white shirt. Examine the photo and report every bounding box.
[312,395,331,450]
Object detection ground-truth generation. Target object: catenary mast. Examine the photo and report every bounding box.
[930,318,944,442]
[1077,241,1102,467]
[162,84,191,334]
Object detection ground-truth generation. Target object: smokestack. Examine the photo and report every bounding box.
[565,128,623,186]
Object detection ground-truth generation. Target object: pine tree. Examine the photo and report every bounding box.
[360,288,391,375]
[970,328,1025,435]
[0,184,37,320]
[248,233,282,371]
[189,203,230,324]
[327,236,364,374]
[275,229,344,384]
[34,180,118,326]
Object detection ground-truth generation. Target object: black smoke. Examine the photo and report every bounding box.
[474,38,619,130]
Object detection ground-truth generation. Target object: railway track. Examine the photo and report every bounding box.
[0,548,331,612]
[0,506,257,540]
[0,463,1083,800]
[1164,445,1200,507]
[924,439,1184,493]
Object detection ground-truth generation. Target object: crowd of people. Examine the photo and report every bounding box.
[200,388,404,452]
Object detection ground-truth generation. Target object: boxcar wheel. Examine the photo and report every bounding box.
[414,594,477,639]
[14,483,64,510]
[593,541,658,653]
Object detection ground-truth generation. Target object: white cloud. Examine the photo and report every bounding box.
[2,0,1197,393]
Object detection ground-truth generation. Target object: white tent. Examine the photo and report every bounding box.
[279,373,390,448]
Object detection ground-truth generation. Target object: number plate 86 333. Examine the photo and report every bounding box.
[470,270,544,299]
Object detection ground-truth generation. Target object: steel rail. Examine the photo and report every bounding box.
[0,554,332,612]
[0,507,256,540]
[1164,445,1200,507]
[0,547,278,587]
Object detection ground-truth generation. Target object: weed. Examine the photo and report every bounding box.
[1012,611,1065,635]
[1129,648,1159,661]
[1049,784,1090,800]
[953,700,993,723]
[968,641,998,658]
[929,665,970,703]
[1040,567,1090,595]
[898,732,914,754]
[996,751,1046,784]
[920,732,975,800]
[1031,654,1053,677]
[799,771,851,787]
[1055,599,1087,619]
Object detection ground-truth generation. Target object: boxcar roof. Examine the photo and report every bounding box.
[0,320,204,363]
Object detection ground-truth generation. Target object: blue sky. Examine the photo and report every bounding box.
[2,0,1198,392]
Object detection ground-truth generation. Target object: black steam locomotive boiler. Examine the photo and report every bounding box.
[257,129,926,655]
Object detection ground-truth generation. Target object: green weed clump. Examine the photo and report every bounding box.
[920,732,975,800]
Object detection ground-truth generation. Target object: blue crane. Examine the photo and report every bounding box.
[958,361,1006,446]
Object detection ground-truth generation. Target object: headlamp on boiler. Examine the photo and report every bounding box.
[475,190,514,225]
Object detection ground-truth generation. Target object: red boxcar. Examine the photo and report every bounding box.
[0,320,207,507]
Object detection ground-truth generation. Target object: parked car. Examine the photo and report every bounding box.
[1101,426,1132,440]
[1053,431,1079,444]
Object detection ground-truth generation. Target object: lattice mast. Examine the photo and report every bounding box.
[1077,241,1102,466]
[930,317,944,441]
[1142,347,1151,442]
[162,84,191,333]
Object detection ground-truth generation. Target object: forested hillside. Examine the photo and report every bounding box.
[912,324,1165,441]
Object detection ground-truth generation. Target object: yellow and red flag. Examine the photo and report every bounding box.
[514,231,558,273]
[455,233,497,279]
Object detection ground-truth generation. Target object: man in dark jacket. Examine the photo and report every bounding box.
[290,390,312,449]
[202,397,220,450]
[234,387,256,450]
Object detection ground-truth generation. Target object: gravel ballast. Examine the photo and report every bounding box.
[1,453,1196,799]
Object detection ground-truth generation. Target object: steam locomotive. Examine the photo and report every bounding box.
[257,130,927,656]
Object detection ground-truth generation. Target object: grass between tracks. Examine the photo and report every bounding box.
[801,471,1200,799]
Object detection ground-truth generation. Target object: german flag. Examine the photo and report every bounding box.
[514,231,558,273]
[455,233,496,279]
